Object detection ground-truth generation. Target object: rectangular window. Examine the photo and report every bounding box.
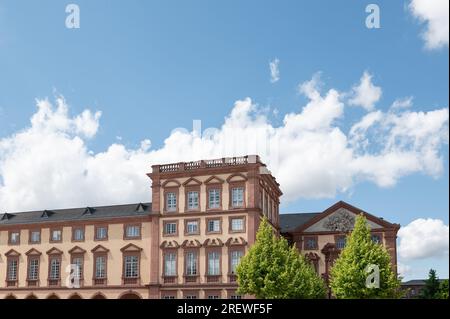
[49,258,61,280]
[230,250,243,274]
[72,257,83,279]
[208,251,220,276]
[30,231,40,243]
[7,259,18,281]
[95,226,108,240]
[9,232,20,244]
[336,236,347,249]
[371,234,381,244]
[185,252,197,276]
[164,222,177,235]
[185,295,197,299]
[162,295,175,299]
[73,228,84,241]
[125,225,140,238]
[124,255,139,278]
[51,229,62,242]
[208,189,221,209]
[95,256,106,279]
[231,187,244,208]
[28,258,39,280]
[230,295,242,299]
[164,252,177,276]
[305,237,318,250]
[207,219,220,233]
[231,218,244,232]
[166,192,177,212]
[187,191,199,210]
[208,295,220,299]
[185,220,199,234]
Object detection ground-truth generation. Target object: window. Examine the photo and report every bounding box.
[72,256,84,280]
[125,225,140,238]
[51,229,62,242]
[185,295,197,299]
[164,252,177,276]
[231,187,244,208]
[207,251,220,276]
[336,236,346,249]
[230,295,242,299]
[7,259,18,281]
[162,295,176,299]
[208,189,221,209]
[73,228,84,241]
[185,252,197,276]
[208,295,220,299]
[95,226,108,240]
[49,258,61,280]
[166,192,177,212]
[230,250,243,274]
[30,230,40,244]
[28,258,39,281]
[230,218,244,232]
[9,231,20,245]
[305,237,318,250]
[124,255,139,278]
[164,222,177,235]
[185,220,199,235]
[371,234,381,244]
[187,191,199,210]
[207,219,221,233]
[95,255,106,279]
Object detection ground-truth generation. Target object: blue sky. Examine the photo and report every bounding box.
[0,0,448,281]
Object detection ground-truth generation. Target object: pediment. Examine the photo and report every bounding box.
[160,240,180,249]
[162,179,181,188]
[181,239,202,248]
[182,177,202,187]
[68,246,87,255]
[203,238,224,247]
[120,243,143,252]
[225,237,247,247]
[5,249,21,257]
[226,173,247,183]
[91,245,109,253]
[205,176,224,185]
[25,248,42,256]
[46,247,63,255]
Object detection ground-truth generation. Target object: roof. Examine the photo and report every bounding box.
[279,212,320,233]
[402,279,448,286]
[0,202,152,226]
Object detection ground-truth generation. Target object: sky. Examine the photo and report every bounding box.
[0,0,448,281]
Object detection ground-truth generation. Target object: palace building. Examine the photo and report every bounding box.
[0,155,400,299]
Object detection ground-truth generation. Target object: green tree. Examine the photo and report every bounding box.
[420,269,441,299]
[439,279,449,299]
[330,214,401,298]
[236,218,326,299]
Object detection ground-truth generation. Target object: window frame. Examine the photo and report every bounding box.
[122,253,140,280]
[163,249,178,278]
[206,185,222,211]
[49,227,63,243]
[228,247,245,275]
[205,217,222,234]
[184,249,199,278]
[93,252,108,283]
[303,236,319,250]
[123,223,142,240]
[229,216,246,233]
[71,226,85,242]
[27,256,40,283]
[206,248,221,277]
[163,220,179,237]
[164,187,179,213]
[8,230,20,245]
[184,218,200,236]
[94,225,108,241]
[6,256,19,286]
[229,183,246,209]
[185,186,200,212]
[28,229,41,244]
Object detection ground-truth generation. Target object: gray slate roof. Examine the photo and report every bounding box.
[1,202,152,226]
[279,212,320,233]
[401,279,447,286]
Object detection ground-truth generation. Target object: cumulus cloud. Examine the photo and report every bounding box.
[0,72,448,212]
[409,0,449,49]
[269,58,280,83]
[348,71,382,111]
[398,218,449,259]
[391,96,414,110]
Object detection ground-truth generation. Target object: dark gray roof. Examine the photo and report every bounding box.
[402,279,448,286]
[279,212,320,233]
[0,202,152,226]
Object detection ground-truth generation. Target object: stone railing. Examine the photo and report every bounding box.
[155,155,259,174]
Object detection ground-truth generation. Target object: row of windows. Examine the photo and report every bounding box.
[163,217,245,236]
[5,224,141,245]
[303,234,382,250]
[165,187,245,212]
[163,249,244,278]
[161,293,242,299]
[3,251,140,287]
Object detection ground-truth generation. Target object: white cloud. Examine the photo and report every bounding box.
[391,96,414,109]
[409,0,449,49]
[397,262,412,278]
[398,218,449,260]
[348,71,382,111]
[269,58,280,83]
[0,72,448,212]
